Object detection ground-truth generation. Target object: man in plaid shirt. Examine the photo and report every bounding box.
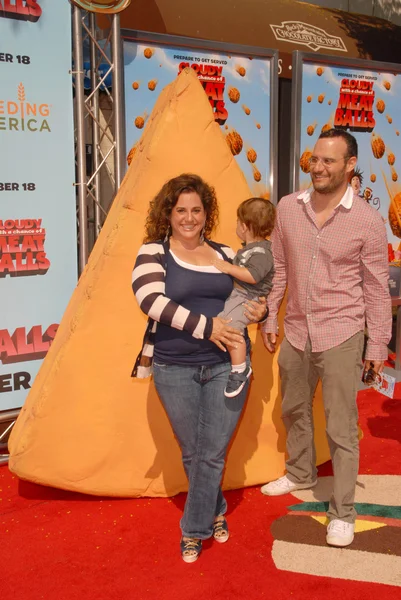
[260,129,392,548]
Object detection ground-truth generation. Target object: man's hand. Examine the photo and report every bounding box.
[212,258,232,275]
[262,331,277,353]
[363,359,385,377]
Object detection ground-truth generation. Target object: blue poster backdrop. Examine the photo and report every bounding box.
[298,60,401,264]
[123,39,272,199]
[0,1,77,409]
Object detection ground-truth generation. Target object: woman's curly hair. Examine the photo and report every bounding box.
[143,173,219,243]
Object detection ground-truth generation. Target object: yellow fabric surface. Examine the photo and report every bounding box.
[8,69,330,496]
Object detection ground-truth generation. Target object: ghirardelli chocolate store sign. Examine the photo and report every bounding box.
[271,21,347,52]
[0,0,42,22]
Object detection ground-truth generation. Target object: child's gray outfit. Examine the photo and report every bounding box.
[218,240,275,331]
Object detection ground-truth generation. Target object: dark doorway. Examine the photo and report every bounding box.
[277,78,292,201]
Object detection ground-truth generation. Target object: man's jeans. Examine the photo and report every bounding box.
[278,332,364,523]
[153,359,249,539]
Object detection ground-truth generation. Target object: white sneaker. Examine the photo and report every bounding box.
[260,475,317,496]
[326,519,355,547]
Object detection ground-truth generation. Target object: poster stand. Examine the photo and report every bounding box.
[0,3,78,429]
[121,30,279,204]
[290,50,401,379]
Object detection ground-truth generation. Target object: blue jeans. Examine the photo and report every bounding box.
[153,359,249,539]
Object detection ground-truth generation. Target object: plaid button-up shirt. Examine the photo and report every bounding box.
[263,187,392,360]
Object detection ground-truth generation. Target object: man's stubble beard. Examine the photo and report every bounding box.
[312,168,348,195]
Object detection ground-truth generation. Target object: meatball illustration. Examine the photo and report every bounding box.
[126,144,138,166]
[370,173,377,183]
[388,153,396,166]
[228,87,240,103]
[397,131,400,136]
[318,94,325,104]
[316,67,324,76]
[148,80,157,91]
[376,99,385,114]
[300,150,312,173]
[226,130,243,155]
[134,116,145,129]
[387,115,393,124]
[307,124,316,136]
[389,192,401,237]
[132,81,139,90]
[383,80,391,91]
[256,123,261,130]
[144,48,153,59]
[321,123,332,133]
[371,133,385,159]
[306,95,312,103]
[328,99,332,106]
[247,148,257,163]
[252,165,262,182]
[236,65,246,77]
[242,105,251,115]
[392,169,398,182]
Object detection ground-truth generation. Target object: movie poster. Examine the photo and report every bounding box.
[295,58,401,284]
[0,1,77,410]
[123,39,275,200]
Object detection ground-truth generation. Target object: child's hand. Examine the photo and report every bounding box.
[212,258,232,274]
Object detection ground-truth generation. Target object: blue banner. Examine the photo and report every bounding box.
[123,40,272,198]
[297,59,401,266]
[0,1,77,409]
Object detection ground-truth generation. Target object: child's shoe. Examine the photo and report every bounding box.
[224,366,252,398]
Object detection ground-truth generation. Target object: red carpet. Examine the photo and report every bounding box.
[1,383,400,600]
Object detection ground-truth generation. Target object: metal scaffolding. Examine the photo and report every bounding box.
[72,4,126,273]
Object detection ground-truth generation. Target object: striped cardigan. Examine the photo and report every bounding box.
[131,239,234,378]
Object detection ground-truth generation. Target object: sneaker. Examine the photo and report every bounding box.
[326,519,355,547]
[224,366,252,398]
[213,516,229,544]
[180,538,202,563]
[260,475,317,496]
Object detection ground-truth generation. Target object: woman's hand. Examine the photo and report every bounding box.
[243,296,267,323]
[209,317,244,351]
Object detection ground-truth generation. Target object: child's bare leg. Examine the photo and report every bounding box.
[227,343,247,372]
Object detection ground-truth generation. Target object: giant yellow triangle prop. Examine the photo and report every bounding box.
[8,69,329,496]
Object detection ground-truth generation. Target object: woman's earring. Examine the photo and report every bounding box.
[200,225,205,244]
[163,225,170,242]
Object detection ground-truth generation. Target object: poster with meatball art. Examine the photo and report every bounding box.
[291,52,401,275]
[0,1,77,409]
[123,34,277,202]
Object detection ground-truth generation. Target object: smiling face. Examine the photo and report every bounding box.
[169,191,206,244]
[310,137,356,195]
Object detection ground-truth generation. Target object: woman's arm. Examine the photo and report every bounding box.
[132,242,244,348]
[133,243,211,339]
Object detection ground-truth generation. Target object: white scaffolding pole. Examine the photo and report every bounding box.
[72,6,126,273]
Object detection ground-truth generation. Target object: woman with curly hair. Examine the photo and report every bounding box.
[132,173,266,563]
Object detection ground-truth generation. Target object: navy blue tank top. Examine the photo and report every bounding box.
[154,251,246,365]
